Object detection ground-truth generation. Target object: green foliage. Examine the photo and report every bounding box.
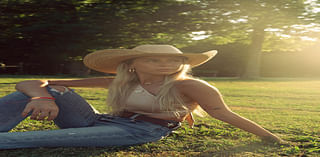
[0,76,319,156]
[1,0,319,77]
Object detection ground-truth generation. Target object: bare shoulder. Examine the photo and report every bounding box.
[174,79,220,96]
[175,79,217,90]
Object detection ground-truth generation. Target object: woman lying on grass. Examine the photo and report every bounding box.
[0,45,282,149]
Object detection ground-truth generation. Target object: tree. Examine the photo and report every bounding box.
[174,0,315,78]
[0,0,196,74]
[0,0,85,73]
[1,0,318,76]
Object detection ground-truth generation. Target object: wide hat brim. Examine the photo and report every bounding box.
[84,49,217,74]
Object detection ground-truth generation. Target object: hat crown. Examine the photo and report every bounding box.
[132,45,183,54]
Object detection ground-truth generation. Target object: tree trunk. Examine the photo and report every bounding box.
[241,23,266,79]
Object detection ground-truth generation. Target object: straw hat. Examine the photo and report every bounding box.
[83,45,217,73]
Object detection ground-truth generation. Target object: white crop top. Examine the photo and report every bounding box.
[124,84,194,126]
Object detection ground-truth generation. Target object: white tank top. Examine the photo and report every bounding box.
[124,84,193,123]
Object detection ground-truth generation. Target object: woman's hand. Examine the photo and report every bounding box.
[21,100,59,121]
[261,134,285,144]
[16,80,59,120]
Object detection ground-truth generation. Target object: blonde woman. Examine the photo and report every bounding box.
[0,45,282,149]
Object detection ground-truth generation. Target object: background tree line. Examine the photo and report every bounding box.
[1,0,319,78]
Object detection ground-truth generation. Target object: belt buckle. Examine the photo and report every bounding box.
[129,113,141,122]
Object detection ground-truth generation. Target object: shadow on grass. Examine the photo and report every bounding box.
[0,146,135,157]
[198,141,281,157]
[1,140,311,157]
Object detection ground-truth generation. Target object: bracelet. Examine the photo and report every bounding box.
[31,97,56,101]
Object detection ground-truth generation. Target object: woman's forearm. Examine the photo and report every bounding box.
[15,77,113,97]
[48,77,113,88]
[211,110,276,138]
[15,80,52,98]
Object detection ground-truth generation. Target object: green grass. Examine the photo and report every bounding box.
[0,75,319,157]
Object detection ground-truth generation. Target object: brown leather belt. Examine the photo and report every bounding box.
[119,111,180,129]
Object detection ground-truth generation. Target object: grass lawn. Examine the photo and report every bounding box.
[0,75,319,157]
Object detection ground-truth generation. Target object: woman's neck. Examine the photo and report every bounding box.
[137,74,165,86]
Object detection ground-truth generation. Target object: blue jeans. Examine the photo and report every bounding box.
[0,87,179,149]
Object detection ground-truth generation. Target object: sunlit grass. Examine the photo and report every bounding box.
[0,76,319,156]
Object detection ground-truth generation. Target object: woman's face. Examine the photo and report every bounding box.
[132,56,185,76]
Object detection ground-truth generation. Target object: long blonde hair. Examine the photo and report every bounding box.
[107,58,195,116]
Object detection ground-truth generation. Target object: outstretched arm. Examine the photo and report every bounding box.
[16,77,114,96]
[47,77,114,88]
[178,79,282,143]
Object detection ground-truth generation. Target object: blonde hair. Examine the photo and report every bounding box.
[107,58,202,117]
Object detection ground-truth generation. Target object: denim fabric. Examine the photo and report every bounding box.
[0,87,177,149]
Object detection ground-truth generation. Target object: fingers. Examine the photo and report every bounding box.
[30,110,58,121]
[32,109,59,121]
[47,110,59,121]
[261,135,283,144]
[30,109,40,120]
[21,105,33,118]
[37,111,49,120]
[21,101,59,121]
[36,109,59,120]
